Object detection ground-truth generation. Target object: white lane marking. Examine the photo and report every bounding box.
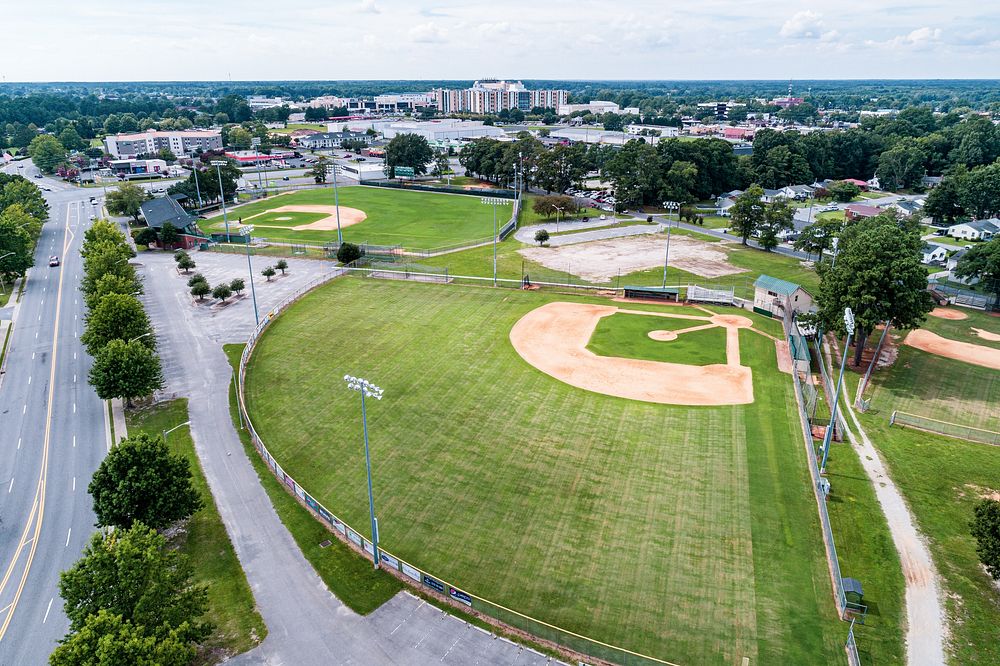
[42,598,53,624]
[65,529,71,547]
[74,299,77,305]
[72,477,75,491]
[16,438,21,450]
[37,315,40,321]
[73,374,76,383]
[73,403,76,413]
[7,478,12,493]
[34,332,38,339]
[73,352,76,360]
[72,435,75,448]
[22,405,26,414]
[27,376,30,385]
[31,352,34,360]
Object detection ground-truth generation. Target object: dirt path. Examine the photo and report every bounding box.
[825,341,948,666]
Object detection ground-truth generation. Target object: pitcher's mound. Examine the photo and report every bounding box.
[648,330,678,341]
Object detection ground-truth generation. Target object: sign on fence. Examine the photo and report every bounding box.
[380,552,400,570]
[423,575,445,593]
[347,529,363,547]
[401,562,421,582]
[394,166,415,178]
[449,586,473,606]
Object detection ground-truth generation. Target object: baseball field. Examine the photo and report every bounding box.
[243,278,845,664]
[202,186,498,249]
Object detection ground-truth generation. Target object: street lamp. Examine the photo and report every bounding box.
[327,162,344,245]
[820,307,855,474]
[553,206,564,233]
[128,331,154,344]
[481,197,512,287]
[344,375,384,568]
[211,160,231,242]
[240,225,260,326]
[190,159,204,209]
[162,420,191,445]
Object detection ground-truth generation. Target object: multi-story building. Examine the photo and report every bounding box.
[104,130,222,158]
[381,119,505,142]
[557,100,620,116]
[247,95,286,110]
[432,80,568,114]
[298,131,374,150]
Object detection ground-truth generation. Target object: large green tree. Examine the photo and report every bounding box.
[794,217,842,262]
[81,243,137,299]
[729,185,766,245]
[757,199,795,251]
[50,610,196,666]
[876,140,926,191]
[0,175,49,220]
[83,272,143,312]
[27,134,67,174]
[58,523,209,642]
[0,205,39,280]
[971,499,1000,580]
[81,293,154,356]
[106,182,151,223]
[384,133,435,177]
[953,238,1000,302]
[88,339,164,406]
[816,214,933,365]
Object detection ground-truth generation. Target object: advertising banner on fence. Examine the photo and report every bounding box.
[294,483,305,500]
[401,562,421,582]
[347,529,363,547]
[380,552,399,570]
[422,575,445,594]
[449,587,473,607]
[304,493,318,511]
[363,540,374,556]
[333,519,346,535]
[316,505,334,524]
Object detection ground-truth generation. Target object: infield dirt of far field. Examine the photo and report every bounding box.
[242,278,845,665]
[202,185,497,249]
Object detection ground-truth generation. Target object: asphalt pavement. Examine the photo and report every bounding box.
[0,162,110,663]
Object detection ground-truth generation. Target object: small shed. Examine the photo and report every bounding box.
[623,285,679,302]
[753,275,813,318]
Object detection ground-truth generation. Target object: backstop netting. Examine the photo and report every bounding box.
[687,285,735,305]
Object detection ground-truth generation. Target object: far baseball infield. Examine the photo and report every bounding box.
[904,329,1000,370]
[929,307,968,320]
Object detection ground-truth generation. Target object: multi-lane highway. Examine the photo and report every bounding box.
[0,162,109,664]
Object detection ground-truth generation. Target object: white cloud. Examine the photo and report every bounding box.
[867,26,943,50]
[780,11,825,39]
[477,21,512,35]
[357,0,380,14]
[409,22,448,44]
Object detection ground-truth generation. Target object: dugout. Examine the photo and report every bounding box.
[622,285,679,302]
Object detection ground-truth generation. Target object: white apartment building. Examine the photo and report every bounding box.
[557,101,620,115]
[625,124,679,137]
[103,129,222,159]
[432,80,568,114]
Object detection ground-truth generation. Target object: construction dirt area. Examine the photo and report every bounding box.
[517,234,745,283]
[904,329,1000,370]
[509,301,754,405]
[241,204,367,231]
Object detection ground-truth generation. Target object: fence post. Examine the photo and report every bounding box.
[889,410,896,426]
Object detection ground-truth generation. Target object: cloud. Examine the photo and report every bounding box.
[780,11,825,39]
[409,22,448,44]
[357,0,380,14]
[476,21,512,35]
[867,26,943,50]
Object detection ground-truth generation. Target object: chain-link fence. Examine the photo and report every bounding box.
[890,410,1000,446]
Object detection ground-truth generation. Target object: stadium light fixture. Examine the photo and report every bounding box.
[211,160,231,242]
[344,374,384,568]
[326,163,344,245]
[481,197,512,287]
[820,306,856,474]
[240,225,260,326]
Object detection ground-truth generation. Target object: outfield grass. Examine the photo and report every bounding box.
[587,312,728,365]
[243,278,845,664]
[125,399,266,664]
[203,186,495,250]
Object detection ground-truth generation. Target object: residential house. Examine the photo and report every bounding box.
[889,200,923,218]
[779,184,814,200]
[921,175,944,189]
[841,178,869,190]
[946,248,978,285]
[845,204,883,222]
[761,188,783,203]
[752,275,813,318]
[920,243,948,265]
[946,218,1000,241]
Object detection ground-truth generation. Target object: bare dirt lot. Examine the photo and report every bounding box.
[904,329,1000,370]
[517,235,745,283]
[509,301,754,405]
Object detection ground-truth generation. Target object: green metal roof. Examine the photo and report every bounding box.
[753,274,801,296]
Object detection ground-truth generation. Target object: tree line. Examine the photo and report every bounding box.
[0,173,47,283]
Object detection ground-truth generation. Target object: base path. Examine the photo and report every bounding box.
[509,302,753,405]
[904,329,1000,370]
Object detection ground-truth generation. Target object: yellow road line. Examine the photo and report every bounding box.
[0,201,73,640]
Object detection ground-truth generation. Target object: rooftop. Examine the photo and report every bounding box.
[754,274,803,297]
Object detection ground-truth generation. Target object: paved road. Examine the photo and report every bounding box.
[141,251,566,664]
[516,219,664,247]
[0,162,110,663]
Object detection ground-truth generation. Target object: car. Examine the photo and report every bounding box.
[34,173,42,179]
[48,255,60,267]
[89,214,96,220]
[282,176,290,181]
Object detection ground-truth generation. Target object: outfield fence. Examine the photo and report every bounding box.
[890,410,1000,446]
[236,270,683,666]
[846,619,861,666]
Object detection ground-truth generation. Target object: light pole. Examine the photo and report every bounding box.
[481,197,512,287]
[553,206,564,233]
[162,420,191,445]
[190,159,204,209]
[211,160,231,242]
[128,331,154,344]
[240,225,260,326]
[344,375,384,568]
[820,307,855,474]
[327,162,344,245]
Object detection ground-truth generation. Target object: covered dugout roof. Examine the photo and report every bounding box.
[754,274,802,297]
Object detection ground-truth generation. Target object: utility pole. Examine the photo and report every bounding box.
[211,160,231,242]
[820,307,855,473]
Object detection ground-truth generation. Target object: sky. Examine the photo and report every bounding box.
[3,0,1000,82]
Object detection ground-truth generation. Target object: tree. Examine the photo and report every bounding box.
[57,126,87,152]
[815,214,933,366]
[229,277,245,295]
[0,208,36,280]
[80,244,137,299]
[157,148,177,163]
[226,127,253,150]
[106,182,151,223]
[190,281,210,301]
[923,175,964,224]
[159,222,179,247]
[50,609,196,666]
[88,339,164,406]
[729,185,766,245]
[133,227,158,248]
[84,272,143,312]
[384,134,434,177]
[534,229,550,246]
[971,499,1000,580]
[336,242,362,264]
[176,254,196,273]
[174,249,189,263]
[795,217,842,262]
[876,141,926,191]
[757,200,795,251]
[58,523,209,642]
[212,283,232,302]
[275,258,288,274]
[310,156,329,184]
[827,181,861,203]
[954,238,1000,302]
[186,272,207,288]
[261,265,276,281]
[81,293,154,357]
[27,134,67,174]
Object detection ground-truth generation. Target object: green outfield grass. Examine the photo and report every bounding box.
[203,186,495,249]
[588,312,728,365]
[243,278,844,664]
[126,399,266,663]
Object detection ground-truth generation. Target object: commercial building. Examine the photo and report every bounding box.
[337,162,386,183]
[247,96,286,110]
[224,150,295,164]
[108,158,167,177]
[104,129,222,159]
[625,124,679,137]
[298,131,374,150]
[381,120,505,142]
[696,101,745,120]
[432,80,568,114]
[557,101,620,116]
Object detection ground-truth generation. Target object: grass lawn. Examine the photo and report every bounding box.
[848,354,1000,665]
[699,215,730,229]
[125,399,266,664]
[519,194,602,225]
[203,186,495,250]
[588,312,728,365]
[268,123,328,134]
[243,278,845,664]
